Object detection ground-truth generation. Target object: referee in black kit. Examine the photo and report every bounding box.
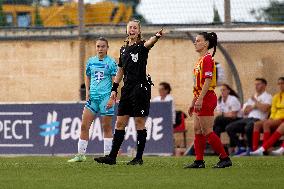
[94,20,163,165]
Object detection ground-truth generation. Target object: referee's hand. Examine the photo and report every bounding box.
[106,98,114,110]
[156,28,163,38]
[106,91,117,109]
[110,91,117,100]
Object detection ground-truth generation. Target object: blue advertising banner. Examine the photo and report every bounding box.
[0,102,173,155]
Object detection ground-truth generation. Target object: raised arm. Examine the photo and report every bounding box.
[144,28,163,49]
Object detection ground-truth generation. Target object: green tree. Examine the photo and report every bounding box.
[34,2,43,26]
[213,4,221,23]
[0,0,7,26]
[251,0,284,22]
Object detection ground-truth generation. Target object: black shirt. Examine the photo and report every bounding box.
[118,41,150,87]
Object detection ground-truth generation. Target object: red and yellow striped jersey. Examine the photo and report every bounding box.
[193,53,217,98]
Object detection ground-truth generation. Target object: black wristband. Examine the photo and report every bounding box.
[111,82,119,93]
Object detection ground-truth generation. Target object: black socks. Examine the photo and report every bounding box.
[136,129,147,159]
[109,129,125,159]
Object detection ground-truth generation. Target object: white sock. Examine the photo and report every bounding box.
[278,147,284,153]
[104,138,113,156]
[258,147,265,152]
[273,147,284,153]
[78,139,88,155]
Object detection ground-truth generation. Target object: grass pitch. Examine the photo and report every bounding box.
[0,156,283,189]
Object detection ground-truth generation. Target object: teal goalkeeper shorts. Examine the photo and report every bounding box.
[85,94,115,116]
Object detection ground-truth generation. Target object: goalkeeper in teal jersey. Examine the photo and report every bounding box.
[68,37,117,162]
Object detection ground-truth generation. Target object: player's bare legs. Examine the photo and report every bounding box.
[251,122,284,156]
[80,108,95,140]
[68,108,95,162]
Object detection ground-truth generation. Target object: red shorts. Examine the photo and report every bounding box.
[194,90,217,116]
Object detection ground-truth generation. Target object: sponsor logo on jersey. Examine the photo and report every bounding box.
[94,71,104,82]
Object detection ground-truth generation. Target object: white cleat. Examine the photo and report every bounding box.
[250,147,264,156]
[271,147,284,156]
[67,154,87,162]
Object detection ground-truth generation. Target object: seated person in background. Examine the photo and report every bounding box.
[152,82,176,125]
[251,120,284,156]
[251,77,284,154]
[213,84,242,139]
[225,78,272,156]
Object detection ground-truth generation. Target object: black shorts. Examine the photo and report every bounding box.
[117,83,151,117]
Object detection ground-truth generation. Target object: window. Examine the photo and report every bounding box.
[16,12,31,27]
[5,13,13,26]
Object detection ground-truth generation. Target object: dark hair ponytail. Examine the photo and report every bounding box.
[198,32,218,57]
[218,83,239,103]
[209,32,217,57]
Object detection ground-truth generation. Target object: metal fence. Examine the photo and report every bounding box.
[137,0,284,25]
[0,0,283,28]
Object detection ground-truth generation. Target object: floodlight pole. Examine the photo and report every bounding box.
[78,0,86,97]
[224,0,231,27]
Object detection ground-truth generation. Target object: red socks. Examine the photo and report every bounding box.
[263,132,271,144]
[206,132,227,159]
[263,131,282,150]
[282,141,284,148]
[252,131,260,151]
[194,134,206,160]
[194,132,229,159]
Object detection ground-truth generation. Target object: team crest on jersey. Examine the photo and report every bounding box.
[130,53,138,62]
[205,72,213,77]
[94,71,104,82]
